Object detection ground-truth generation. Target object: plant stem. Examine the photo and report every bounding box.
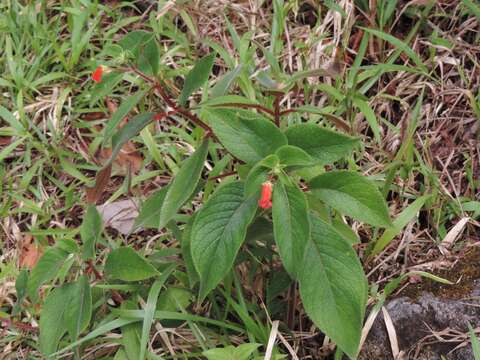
[273,94,281,127]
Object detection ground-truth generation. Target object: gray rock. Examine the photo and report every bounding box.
[360,292,480,359]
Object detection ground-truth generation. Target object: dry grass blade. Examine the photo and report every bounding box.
[382,306,401,359]
[439,217,470,255]
[264,320,279,360]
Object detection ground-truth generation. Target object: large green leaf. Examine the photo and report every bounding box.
[190,182,258,300]
[179,53,216,106]
[309,171,391,227]
[272,182,310,278]
[134,139,209,230]
[27,247,71,302]
[105,247,159,281]
[298,216,368,359]
[81,204,102,260]
[284,124,359,165]
[39,284,71,356]
[64,275,92,341]
[107,112,155,166]
[207,109,287,164]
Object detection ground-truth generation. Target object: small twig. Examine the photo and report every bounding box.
[279,108,296,116]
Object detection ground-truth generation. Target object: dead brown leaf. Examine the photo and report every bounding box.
[86,164,112,204]
[19,235,43,269]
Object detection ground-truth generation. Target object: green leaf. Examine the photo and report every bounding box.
[371,195,430,255]
[468,323,480,360]
[156,287,193,312]
[27,247,70,302]
[139,264,176,360]
[107,112,155,166]
[81,204,102,260]
[463,0,480,19]
[352,97,381,144]
[119,31,159,76]
[244,154,279,197]
[121,300,142,360]
[284,124,358,165]
[211,64,243,98]
[105,247,159,281]
[275,145,314,168]
[64,275,92,341]
[309,171,391,227]
[191,182,258,300]
[103,90,148,145]
[54,318,140,356]
[272,182,310,277]
[359,27,427,72]
[179,53,216,106]
[39,284,71,356]
[181,214,199,287]
[298,216,368,359]
[207,109,287,164]
[135,139,208,231]
[134,186,169,229]
[203,343,261,360]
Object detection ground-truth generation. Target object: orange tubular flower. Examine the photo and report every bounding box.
[258,181,273,209]
[92,66,103,83]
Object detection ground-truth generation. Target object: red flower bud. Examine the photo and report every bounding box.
[92,66,103,83]
[258,181,273,209]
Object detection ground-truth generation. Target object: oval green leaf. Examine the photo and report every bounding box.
[105,247,159,281]
[65,275,92,341]
[284,123,358,165]
[190,182,258,300]
[309,171,392,227]
[207,109,287,164]
[179,53,216,106]
[81,204,102,260]
[298,215,368,359]
[134,139,209,230]
[272,182,310,278]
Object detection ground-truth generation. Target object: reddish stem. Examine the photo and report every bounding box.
[273,94,281,127]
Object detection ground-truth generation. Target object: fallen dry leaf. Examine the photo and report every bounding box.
[19,235,43,269]
[97,199,139,235]
[0,136,12,146]
[86,164,112,204]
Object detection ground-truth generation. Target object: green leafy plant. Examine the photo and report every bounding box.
[21,27,395,359]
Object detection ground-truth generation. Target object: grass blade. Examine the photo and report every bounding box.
[139,264,176,360]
